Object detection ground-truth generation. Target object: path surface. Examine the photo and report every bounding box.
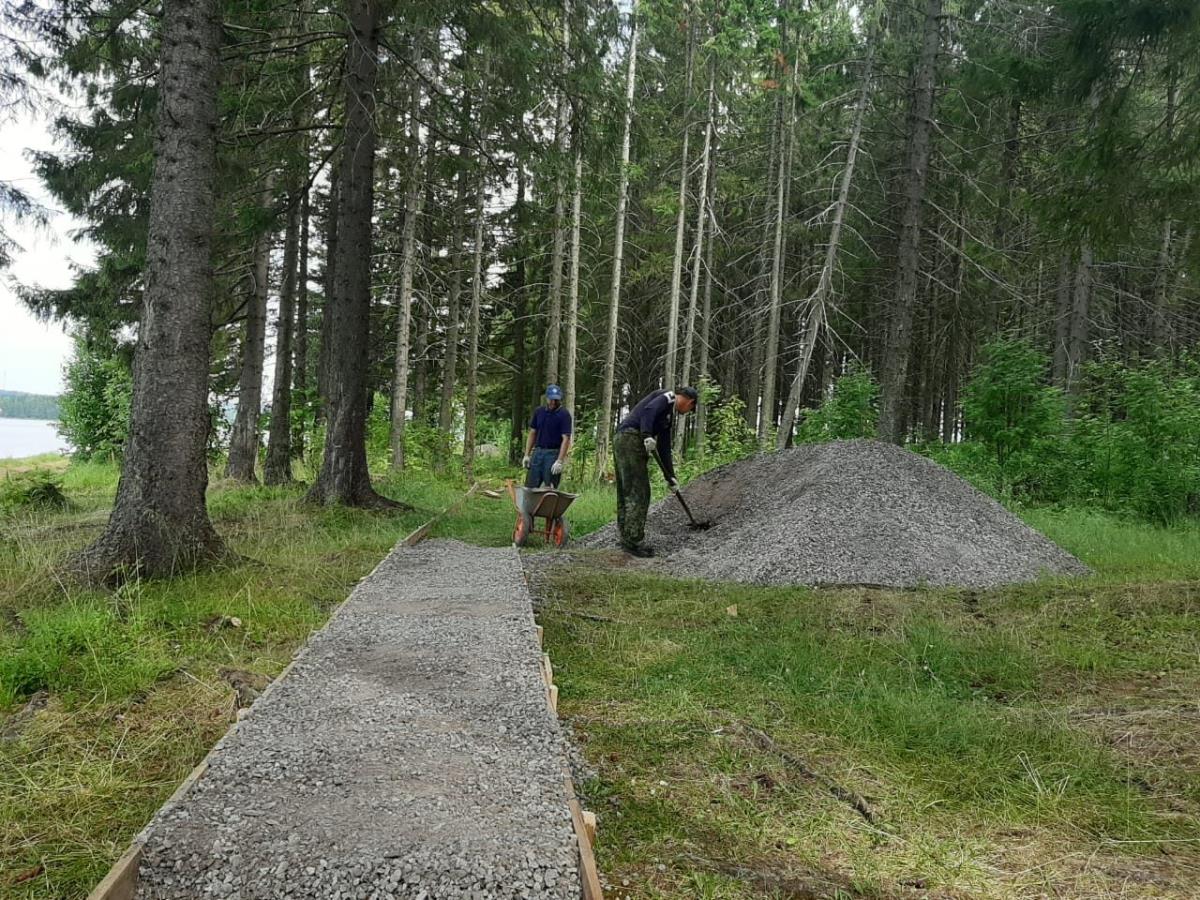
[133,540,581,900]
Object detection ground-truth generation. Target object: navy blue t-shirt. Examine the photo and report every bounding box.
[529,405,573,450]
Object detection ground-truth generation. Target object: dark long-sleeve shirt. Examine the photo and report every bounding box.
[617,389,677,482]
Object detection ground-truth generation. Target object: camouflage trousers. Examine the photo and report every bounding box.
[613,431,651,549]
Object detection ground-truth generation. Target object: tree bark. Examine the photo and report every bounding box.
[316,166,339,424]
[226,180,273,482]
[665,12,695,387]
[694,191,715,460]
[463,61,490,482]
[595,1,639,476]
[878,0,942,445]
[437,171,467,465]
[1051,251,1071,387]
[307,0,400,508]
[1066,242,1092,399]
[390,66,426,471]
[292,185,310,457]
[73,0,225,581]
[758,59,797,446]
[564,125,583,416]
[778,21,874,447]
[510,164,529,465]
[264,192,301,485]
[681,59,714,390]
[544,0,572,385]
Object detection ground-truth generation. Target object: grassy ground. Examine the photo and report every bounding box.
[2,450,1198,898]
[538,521,1200,898]
[0,453,601,898]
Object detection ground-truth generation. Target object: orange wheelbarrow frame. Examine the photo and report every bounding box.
[507,479,578,548]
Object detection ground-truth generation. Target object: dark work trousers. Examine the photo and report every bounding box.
[613,430,651,549]
[526,448,562,488]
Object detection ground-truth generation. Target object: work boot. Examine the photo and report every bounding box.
[623,544,655,558]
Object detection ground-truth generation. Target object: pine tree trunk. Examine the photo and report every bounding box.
[264,193,301,485]
[307,0,400,508]
[463,63,490,482]
[595,1,639,476]
[778,23,874,447]
[564,128,583,416]
[292,186,310,457]
[1052,251,1071,387]
[694,193,715,460]
[1066,242,1092,398]
[878,0,942,445]
[390,69,426,472]
[757,63,796,446]
[544,0,572,385]
[665,14,695,387]
[226,181,273,483]
[316,168,339,424]
[681,60,714,390]
[510,165,529,465]
[73,0,225,581]
[437,172,467,465]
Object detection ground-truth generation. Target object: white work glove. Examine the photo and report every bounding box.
[643,436,657,454]
[667,476,680,492]
[550,459,563,475]
[521,454,531,469]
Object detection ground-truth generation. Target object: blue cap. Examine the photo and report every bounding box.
[546,384,563,401]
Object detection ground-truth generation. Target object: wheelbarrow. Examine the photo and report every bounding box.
[507,480,577,548]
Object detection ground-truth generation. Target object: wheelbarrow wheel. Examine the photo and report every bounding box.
[551,517,570,548]
[513,512,533,548]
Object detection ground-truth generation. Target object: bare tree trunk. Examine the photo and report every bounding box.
[595,2,639,476]
[463,62,490,482]
[695,169,717,460]
[1066,242,1092,398]
[316,168,339,424]
[758,63,797,446]
[510,164,529,465]
[681,60,714,389]
[878,0,942,444]
[1051,251,1072,387]
[74,0,225,581]
[264,193,301,484]
[292,186,310,457]
[227,181,274,482]
[307,0,400,508]
[564,126,583,415]
[778,22,874,447]
[390,69,426,471]
[543,0,572,385]
[665,12,695,387]
[437,172,467,464]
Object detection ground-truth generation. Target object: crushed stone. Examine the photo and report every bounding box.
[134,540,581,899]
[581,440,1089,588]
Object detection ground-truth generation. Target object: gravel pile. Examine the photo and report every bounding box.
[582,440,1089,588]
[134,541,581,899]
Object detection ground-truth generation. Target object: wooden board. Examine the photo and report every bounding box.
[402,483,480,547]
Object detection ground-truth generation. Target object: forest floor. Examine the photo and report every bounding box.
[1,453,1198,898]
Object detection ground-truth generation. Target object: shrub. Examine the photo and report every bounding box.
[797,365,879,443]
[0,470,69,515]
[57,337,133,461]
[962,339,1065,494]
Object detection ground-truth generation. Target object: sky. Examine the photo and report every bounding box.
[0,107,95,397]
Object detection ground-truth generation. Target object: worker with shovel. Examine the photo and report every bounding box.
[522,384,572,488]
[614,386,698,557]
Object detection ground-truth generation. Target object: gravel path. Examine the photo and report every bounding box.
[133,540,581,900]
[582,440,1089,588]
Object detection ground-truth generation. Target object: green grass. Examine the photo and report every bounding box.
[0,457,504,898]
[540,529,1200,898]
[2,447,1198,898]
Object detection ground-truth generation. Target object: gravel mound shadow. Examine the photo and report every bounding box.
[581,440,1090,589]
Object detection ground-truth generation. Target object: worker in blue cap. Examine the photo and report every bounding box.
[522,384,573,488]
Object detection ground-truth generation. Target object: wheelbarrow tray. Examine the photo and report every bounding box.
[509,484,578,519]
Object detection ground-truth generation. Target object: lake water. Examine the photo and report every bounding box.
[0,418,71,460]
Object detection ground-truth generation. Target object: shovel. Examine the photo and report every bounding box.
[651,448,712,530]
